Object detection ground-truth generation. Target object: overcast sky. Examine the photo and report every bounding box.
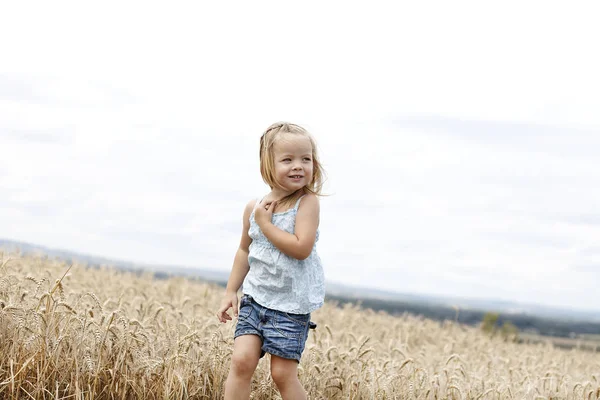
[1,2,599,311]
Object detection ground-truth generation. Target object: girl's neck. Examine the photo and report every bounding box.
[270,188,302,200]
[268,188,304,213]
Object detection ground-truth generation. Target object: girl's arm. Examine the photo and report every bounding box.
[255,194,319,260]
[216,199,256,323]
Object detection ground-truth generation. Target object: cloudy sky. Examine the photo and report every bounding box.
[1,2,599,311]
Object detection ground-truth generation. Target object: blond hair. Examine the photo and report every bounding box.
[259,122,325,205]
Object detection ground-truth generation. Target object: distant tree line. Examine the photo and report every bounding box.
[325,294,600,339]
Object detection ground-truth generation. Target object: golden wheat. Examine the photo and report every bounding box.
[0,252,599,399]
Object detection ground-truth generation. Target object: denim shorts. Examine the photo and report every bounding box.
[234,294,311,363]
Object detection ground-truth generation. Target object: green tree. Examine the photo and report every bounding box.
[481,312,499,335]
[500,321,519,342]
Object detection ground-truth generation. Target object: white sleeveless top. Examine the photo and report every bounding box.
[241,195,325,314]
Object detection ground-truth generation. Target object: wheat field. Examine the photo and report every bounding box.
[1,252,599,399]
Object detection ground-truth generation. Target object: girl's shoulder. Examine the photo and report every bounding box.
[297,192,318,206]
[243,198,259,219]
[296,192,320,214]
[246,198,259,210]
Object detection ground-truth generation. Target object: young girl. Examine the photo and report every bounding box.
[216,122,326,399]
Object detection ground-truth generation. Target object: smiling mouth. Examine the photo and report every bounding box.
[289,175,303,179]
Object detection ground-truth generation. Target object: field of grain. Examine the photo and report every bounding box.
[1,252,599,399]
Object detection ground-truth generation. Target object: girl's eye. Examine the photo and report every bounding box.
[303,157,312,162]
[282,158,291,162]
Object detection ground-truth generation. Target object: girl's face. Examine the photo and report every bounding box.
[272,133,314,194]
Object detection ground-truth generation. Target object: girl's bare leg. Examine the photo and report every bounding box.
[270,355,307,400]
[224,335,262,400]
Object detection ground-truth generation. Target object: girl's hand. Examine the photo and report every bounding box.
[254,199,276,229]
[216,292,239,323]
